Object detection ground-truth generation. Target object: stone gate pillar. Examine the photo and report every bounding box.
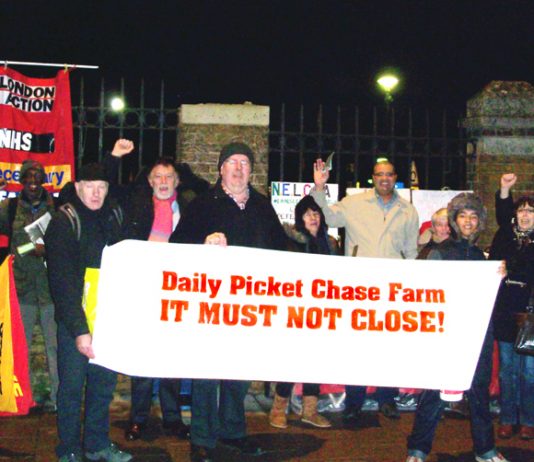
[177,103,269,194]
[463,81,534,249]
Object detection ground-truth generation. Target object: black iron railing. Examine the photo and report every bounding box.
[70,77,467,191]
[269,104,467,194]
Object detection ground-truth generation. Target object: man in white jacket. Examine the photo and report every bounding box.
[311,158,419,420]
[311,159,419,259]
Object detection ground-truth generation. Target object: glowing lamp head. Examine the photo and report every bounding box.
[110,97,125,112]
[377,75,399,93]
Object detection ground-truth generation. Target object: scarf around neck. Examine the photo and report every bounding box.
[149,192,176,242]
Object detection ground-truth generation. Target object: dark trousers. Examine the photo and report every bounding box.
[130,377,182,424]
[344,385,398,410]
[407,326,496,459]
[191,379,250,449]
[56,323,117,458]
[275,382,320,398]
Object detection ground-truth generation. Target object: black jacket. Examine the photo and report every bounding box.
[123,183,192,241]
[170,179,288,251]
[428,237,486,262]
[284,223,339,256]
[489,192,534,342]
[45,195,123,338]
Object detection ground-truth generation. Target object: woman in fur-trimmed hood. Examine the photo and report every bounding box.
[406,191,512,462]
[447,192,487,243]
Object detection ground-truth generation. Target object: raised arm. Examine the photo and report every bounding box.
[496,173,516,226]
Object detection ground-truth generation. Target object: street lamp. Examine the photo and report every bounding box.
[376,72,400,163]
[110,96,125,112]
[376,74,399,105]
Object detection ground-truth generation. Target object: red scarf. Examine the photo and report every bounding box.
[149,192,176,242]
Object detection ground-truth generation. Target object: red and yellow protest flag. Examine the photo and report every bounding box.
[0,67,74,193]
[0,256,33,415]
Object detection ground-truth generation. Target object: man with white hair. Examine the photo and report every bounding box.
[45,163,131,462]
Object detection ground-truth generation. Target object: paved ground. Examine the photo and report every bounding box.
[1,397,533,462]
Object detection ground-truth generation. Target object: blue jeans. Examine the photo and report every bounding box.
[56,323,117,458]
[498,341,534,426]
[407,327,497,460]
[190,379,249,449]
[130,377,182,424]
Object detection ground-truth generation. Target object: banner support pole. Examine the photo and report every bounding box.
[2,60,99,70]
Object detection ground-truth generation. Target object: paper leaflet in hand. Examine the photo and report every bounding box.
[322,151,335,172]
[17,212,52,256]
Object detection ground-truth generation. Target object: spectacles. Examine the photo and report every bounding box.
[225,159,251,168]
[373,172,395,178]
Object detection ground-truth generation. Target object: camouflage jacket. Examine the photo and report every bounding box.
[0,191,56,304]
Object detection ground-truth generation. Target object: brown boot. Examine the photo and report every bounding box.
[301,396,332,428]
[269,393,288,429]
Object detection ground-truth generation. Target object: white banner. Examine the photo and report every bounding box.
[92,240,501,391]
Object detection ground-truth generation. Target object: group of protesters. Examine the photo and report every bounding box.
[1,139,533,462]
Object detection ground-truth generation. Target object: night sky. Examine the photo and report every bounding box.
[2,0,533,113]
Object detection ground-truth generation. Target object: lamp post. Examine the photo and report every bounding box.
[376,73,400,160]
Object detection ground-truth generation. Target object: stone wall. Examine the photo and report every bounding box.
[178,103,269,194]
[464,81,534,249]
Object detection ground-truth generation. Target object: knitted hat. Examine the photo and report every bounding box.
[217,142,254,171]
[77,163,109,182]
[19,159,45,182]
[447,192,487,241]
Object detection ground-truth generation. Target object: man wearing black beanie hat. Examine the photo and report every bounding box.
[45,162,130,462]
[217,142,254,172]
[170,142,288,462]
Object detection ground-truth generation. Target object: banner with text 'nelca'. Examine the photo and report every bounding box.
[0,68,74,192]
[91,240,501,391]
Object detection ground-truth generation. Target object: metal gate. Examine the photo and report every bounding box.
[269,104,467,193]
[71,77,467,190]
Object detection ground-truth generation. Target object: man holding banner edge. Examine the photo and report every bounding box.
[170,142,288,462]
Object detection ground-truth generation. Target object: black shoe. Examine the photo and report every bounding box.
[125,422,145,441]
[190,444,214,462]
[342,407,362,426]
[379,402,400,420]
[163,420,191,440]
[219,437,265,456]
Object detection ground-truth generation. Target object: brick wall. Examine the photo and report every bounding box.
[464,81,534,249]
[178,103,269,194]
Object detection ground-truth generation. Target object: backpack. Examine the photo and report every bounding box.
[58,202,124,241]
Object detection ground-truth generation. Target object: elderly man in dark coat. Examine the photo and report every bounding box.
[170,142,288,462]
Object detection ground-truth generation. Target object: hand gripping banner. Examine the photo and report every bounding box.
[0,67,74,193]
[91,240,502,392]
